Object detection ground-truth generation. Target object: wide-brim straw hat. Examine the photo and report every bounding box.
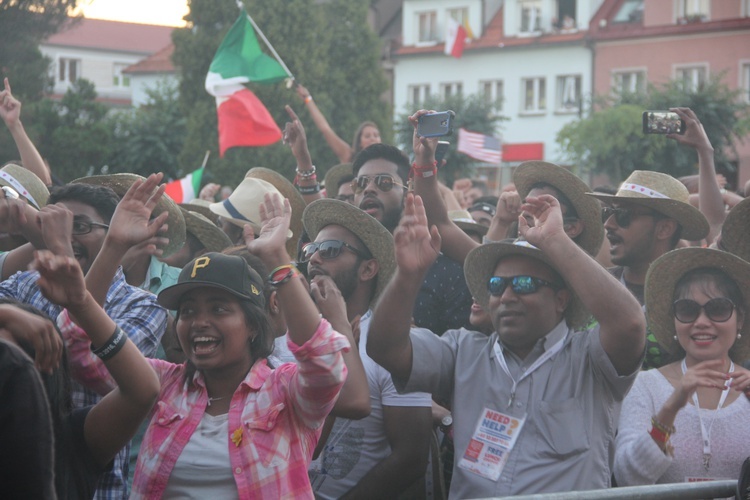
[645,247,750,362]
[449,209,488,237]
[513,161,603,256]
[209,177,292,239]
[720,197,750,262]
[181,208,233,253]
[180,199,220,225]
[72,173,186,257]
[303,199,395,304]
[324,163,353,199]
[0,163,49,209]
[464,239,589,328]
[588,170,709,241]
[245,168,305,257]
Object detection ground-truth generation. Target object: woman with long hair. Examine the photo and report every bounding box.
[615,247,750,485]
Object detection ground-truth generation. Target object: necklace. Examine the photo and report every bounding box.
[207,395,228,406]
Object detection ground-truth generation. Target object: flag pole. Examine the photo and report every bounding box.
[200,150,211,170]
[236,1,295,81]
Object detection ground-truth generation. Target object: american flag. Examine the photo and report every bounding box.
[457,128,502,164]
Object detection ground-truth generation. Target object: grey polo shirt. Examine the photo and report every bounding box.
[399,320,640,498]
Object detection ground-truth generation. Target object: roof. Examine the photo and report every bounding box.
[395,6,586,58]
[123,43,176,74]
[43,17,174,55]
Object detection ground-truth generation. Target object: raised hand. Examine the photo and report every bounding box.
[729,365,750,396]
[667,359,732,410]
[0,302,63,374]
[198,182,221,201]
[106,173,169,251]
[33,250,88,310]
[0,78,21,129]
[494,190,522,224]
[283,105,310,160]
[518,194,565,247]
[0,189,30,234]
[668,107,713,151]
[408,109,438,167]
[36,204,74,256]
[393,193,441,277]
[246,193,291,261]
[310,275,350,334]
[296,83,311,101]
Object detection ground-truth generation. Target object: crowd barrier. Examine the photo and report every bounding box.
[478,480,738,499]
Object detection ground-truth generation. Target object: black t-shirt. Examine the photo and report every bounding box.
[58,406,110,500]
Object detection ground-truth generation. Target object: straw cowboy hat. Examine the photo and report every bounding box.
[513,161,604,256]
[645,247,750,362]
[323,163,353,199]
[244,167,305,257]
[209,177,292,238]
[72,173,186,257]
[449,209,488,237]
[180,208,232,254]
[464,239,589,328]
[302,199,395,304]
[588,170,709,241]
[719,196,750,262]
[180,199,220,225]
[0,163,49,209]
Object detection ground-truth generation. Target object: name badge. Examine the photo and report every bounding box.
[458,407,525,481]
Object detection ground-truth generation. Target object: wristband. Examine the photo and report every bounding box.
[268,264,301,286]
[297,184,321,195]
[651,416,676,436]
[410,161,438,181]
[91,325,128,361]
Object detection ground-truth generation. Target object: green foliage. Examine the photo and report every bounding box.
[107,81,186,179]
[28,79,114,181]
[557,75,750,184]
[172,0,390,190]
[395,93,506,183]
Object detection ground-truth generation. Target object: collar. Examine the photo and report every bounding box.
[191,358,272,393]
[492,319,569,359]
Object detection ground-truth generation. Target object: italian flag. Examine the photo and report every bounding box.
[165,167,204,203]
[205,14,287,156]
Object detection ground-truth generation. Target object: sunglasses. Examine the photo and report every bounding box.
[300,240,371,263]
[351,174,407,194]
[601,207,658,228]
[488,275,561,296]
[673,297,736,323]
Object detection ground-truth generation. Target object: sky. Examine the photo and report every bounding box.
[74,0,189,27]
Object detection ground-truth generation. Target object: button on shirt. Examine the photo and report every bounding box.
[399,321,640,498]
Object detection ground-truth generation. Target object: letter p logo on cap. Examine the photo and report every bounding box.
[191,256,211,278]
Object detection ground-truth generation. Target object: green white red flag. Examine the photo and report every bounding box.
[205,14,287,156]
[165,167,204,203]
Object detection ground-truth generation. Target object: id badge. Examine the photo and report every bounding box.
[457,407,526,481]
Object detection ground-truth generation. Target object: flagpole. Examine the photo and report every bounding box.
[200,150,211,170]
[236,0,295,81]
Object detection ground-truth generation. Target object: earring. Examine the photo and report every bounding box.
[673,335,677,341]
[738,334,742,339]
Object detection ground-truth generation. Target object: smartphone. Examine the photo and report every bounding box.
[435,141,450,164]
[642,111,686,135]
[417,111,455,137]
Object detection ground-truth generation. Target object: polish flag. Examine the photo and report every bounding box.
[444,17,467,58]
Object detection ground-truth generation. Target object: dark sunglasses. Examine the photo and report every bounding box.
[351,174,407,194]
[300,240,371,263]
[488,275,561,296]
[673,297,736,323]
[601,206,657,228]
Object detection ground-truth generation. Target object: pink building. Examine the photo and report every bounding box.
[590,0,750,189]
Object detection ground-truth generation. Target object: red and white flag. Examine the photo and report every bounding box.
[444,17,467,58]
[457,128,502,164]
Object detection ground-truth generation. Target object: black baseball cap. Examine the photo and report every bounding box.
[157,252,265,310]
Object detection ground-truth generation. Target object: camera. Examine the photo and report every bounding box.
[417,111,455,138]
[642,111,686,135]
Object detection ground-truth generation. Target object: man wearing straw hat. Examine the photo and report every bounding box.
[368,193,645,498]
[302,199,432,499]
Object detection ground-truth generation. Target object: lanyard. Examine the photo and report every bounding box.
[493,332,567,408]
[680,358,734,471]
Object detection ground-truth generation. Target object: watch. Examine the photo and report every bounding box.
[440,414,453,429]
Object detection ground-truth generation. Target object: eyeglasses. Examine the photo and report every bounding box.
[72,219,110,235]
[488,275,561,296]
[300,240,371,263]
[601,207,658,228]
[673,297,736,323]
[351,174,407,194]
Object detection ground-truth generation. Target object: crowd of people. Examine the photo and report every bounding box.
[1,75,750,499]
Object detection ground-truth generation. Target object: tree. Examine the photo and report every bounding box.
[172,0,390,190]
[557,75,750,186]
[395,92,506,183]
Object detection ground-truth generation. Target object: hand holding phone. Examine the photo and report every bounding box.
[417,111,456,138]
[643,111,686,135]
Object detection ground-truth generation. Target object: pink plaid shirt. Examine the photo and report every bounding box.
[59,313,349,499]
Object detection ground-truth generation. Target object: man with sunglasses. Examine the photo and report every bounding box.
[301,199,432,500]
[368,193,645,498]
[352,143,473,335]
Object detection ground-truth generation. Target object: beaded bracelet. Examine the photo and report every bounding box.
[268,264,301,286]
[651,416,676,436]
[296,165,317,179]
[91,325,128,361]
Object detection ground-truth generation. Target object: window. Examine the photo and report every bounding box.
[556,0,577,30]
[742,63,750,102]
[744,0,750,17]
[417,11,438,43]
[441,82,463,99]
[58,58,80,84]
[520,0,542,33]
[556,75,581,112]
[113,63,131,88]
[613,0,644,23]
[677,0,709,21]
[408,84,431,105]
[521,77,546,113]
[448,7,468,25]
[481,80,504,109]
[675,65,707,92]
[613,70,646,94]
